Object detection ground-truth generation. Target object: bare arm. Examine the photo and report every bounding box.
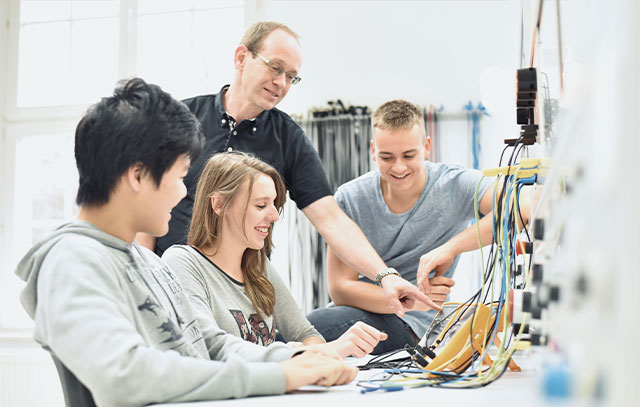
[416,184,496,293]
[417,183,539,294]
[302,196,386,281]
[135,232,156,251]
[303,196,440,315]
[416,214,493,293]
[326,245,402,314]
[300,321,388,358]
[327,244,453,312]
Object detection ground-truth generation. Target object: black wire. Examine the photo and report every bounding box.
[358,348,414,371]
[469,137,528,364]
[423,306,461,349]
[430,297,481,351]
[498,144,510,166]
[481,242,498,305]
[362,137,530,391]
[514,143,525,161]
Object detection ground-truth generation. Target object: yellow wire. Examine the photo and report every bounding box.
[385,164,534,389]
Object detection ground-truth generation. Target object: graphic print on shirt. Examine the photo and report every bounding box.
[229,310,275,345]
[122,257,203,358]
[159,318,184,344]
[138,296,160,315]
[249,314,276,345]
[153,265,184,301]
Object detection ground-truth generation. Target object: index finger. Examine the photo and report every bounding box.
[404,286,441,311]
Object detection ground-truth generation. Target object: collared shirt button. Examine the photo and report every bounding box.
[227,147,233,152]
[252,127,257,132]
[221,119,226,124]
[232,130,237,136]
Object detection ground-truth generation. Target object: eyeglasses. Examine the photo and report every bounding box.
[251,50,301,85]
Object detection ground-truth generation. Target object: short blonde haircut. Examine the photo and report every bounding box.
[373,99,425,131]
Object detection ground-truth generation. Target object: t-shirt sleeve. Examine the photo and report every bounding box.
[333,183,354,218]
[448,167,495,218]
[267,262,323,343]
[283,123,332,209]
[478,176,496,215]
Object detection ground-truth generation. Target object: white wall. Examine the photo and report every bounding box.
[270,0,522,166]
[5,0,634,404]
[261,1,524,300]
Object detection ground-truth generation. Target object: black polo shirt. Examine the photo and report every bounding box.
[155,86,332,256]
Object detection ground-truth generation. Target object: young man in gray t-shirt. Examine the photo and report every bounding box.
[307,99,497,354]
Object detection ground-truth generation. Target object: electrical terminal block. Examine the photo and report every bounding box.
[482,157,544,178]
[515,239,533,256]
[510,289,532,324]
[482,158,552,180]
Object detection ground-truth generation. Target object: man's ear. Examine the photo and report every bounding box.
[370,139,377,162]
[126,162,146,192]
[234,45,251,70]
[424,136,432,160]
[210,193,225,216]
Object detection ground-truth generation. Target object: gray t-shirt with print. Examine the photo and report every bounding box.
[163,245,320,346]
[335,160,493,338]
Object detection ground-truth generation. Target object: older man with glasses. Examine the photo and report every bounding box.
[138,21,439,320]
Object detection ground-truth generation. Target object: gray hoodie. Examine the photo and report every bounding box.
[16,221,295,406]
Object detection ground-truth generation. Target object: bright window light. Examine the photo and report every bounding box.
[17,0,120,107]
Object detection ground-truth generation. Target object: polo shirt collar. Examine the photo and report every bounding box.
[215,84,270,129]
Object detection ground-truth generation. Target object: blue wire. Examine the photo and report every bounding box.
[366,169,518,391]
[463,102,490,170]
[516,174,537,185]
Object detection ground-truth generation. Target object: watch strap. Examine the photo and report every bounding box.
[376,267,400,286]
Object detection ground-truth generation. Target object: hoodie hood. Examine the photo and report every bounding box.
[15,220,133,318]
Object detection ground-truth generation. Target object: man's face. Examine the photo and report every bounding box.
[140,154,190,237]
[240,29,302,112]
[371,124,430,194]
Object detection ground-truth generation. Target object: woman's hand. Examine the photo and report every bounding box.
[324,321,388,358]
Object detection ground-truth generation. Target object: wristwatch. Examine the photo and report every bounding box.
[375,267,400,286]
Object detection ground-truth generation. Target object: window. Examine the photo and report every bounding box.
[137,0,244,98]
[17,0,120,107]
[2,125,78,328]
[1,0,246,331]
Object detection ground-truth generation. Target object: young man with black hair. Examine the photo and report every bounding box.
[16,78,356,406]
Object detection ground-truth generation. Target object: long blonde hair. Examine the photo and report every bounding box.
[188,152,286,316]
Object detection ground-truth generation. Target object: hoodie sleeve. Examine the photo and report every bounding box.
[34,238,289,407]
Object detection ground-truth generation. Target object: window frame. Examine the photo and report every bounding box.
[0,0,252,339]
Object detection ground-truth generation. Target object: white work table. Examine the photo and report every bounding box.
[154,351,548,407]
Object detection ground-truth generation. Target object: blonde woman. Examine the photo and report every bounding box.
[163,152,386,358]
